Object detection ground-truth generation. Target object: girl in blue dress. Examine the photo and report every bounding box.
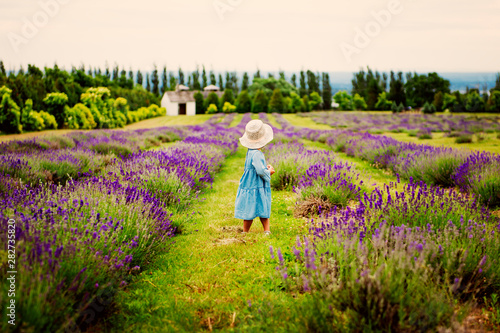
[234,119,275,234]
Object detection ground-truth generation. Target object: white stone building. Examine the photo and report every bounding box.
[161,84,224,116]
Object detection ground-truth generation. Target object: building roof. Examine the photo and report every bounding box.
[204,84,220,91]
[166,91,195,103]
[177,84,190,91]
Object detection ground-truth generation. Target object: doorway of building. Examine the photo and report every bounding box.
[179,103,186,115]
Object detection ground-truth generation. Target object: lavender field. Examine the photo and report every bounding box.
[1,112,500,332]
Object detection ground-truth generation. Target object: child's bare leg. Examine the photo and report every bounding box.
[260,217,270,232]
[243,220,253,232]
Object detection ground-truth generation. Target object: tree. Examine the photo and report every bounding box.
[235,90,252,113]
[306,70,320,94]
[178,68,185,85]
[388,71,406,106]
[374,92,393,110]
[353,93,367,110]
[268,88,287,113]
[299,71,307,97]
[334,91,353,111]
[220,88,235,109]
[0,61,6,77]
[465,91,485,112]
[209,70,216,85]
[443,93,457,111]
[204,92,219,110]
[248,77,298,99]
[192,67,201,91]
[288,92,303,113]
[136,70,143,86]
[225,72,232,91]
[202,66,208,89]
[433,91,444,111]
[242,72,250,91]
[254,69,261,80]
[422,102,436,114]
[194,91,204,114]
[251,89,268,113]
[0,86,22,133]
[43,92,69,127]
[169,72,176,91]
[321,73,332,110]
[486,90,500,112]
[145,73,151,92]
[405,72,450,107]
[302,95,311,111]
[308,92,322,111]
[161,66,168,93]
[218,74,224,91]
[291,74,297,87]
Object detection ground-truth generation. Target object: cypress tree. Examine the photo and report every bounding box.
[169,72,176,90]
[146,73,151,92]
[202,66,208,89]
[218,74,224,91]
[136,70,143,86]
[254,69,261,80]
[204,92,219,110]
[321,73,332,110]
[236,90,252,113]
[194,91,204,114]
[279,71,285,80]
[268,88,286,113]
[192,67,201,90]
[220,88,235,109]
[242,72,249,91]
[178,68,184,85]
[209,70,216,85]
[291,74,297,87]
[0,61,6,77]
[161,66,168,93]
[251,89,268,113]
[299,71,307,97]
[225,72,232,91]
[151,65,160,96]
[112,65,119,82]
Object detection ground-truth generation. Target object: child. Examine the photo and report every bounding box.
[234,119,275,234]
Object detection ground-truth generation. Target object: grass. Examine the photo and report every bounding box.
[383,131,500,154]
[124,115,213,129]
[282,114,332,130]
[110,146,311,331]
[266,113,282,129]
[229,114,244,127]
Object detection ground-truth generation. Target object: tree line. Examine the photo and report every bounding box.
[334,67,500,113]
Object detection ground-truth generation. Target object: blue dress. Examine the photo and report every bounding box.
[234,149,272,220]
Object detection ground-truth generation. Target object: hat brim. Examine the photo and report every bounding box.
[239,123,274,149]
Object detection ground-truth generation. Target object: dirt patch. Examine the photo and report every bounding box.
[213,238,246,246]
[220,226,243,233]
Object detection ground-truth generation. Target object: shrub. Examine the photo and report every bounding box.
[374,92,393,110]
[222,102,236,113]
[203,92,219,110]
[269,88,287,113]
[418,132,432,140]
[0,86,22,133]
[288,92,303,113]
[194,91,204,114]
[391,101,398,113]
[455,134,473,144]
[39,111,57,129]
[353,93,367,110]
[422,101,436,114]
[251,89,268,113]
[334,91,353,111]
[308,92,322,111]
[65,103,96,129]
[206,103,218,114]
[43,92,69,128]
[397,103,405,112]
[235,90,252,113]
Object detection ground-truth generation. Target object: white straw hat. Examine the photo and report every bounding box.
[239,119,274,149]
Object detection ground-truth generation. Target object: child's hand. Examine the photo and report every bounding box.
[267,164,275,175]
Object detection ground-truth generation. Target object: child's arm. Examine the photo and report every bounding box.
[252,152,271,182]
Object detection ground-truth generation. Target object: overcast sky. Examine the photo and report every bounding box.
[1,0,499,73]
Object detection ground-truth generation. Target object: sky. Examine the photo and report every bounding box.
[1,0,499,73]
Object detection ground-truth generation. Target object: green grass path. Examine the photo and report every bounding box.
[112,147,308,332]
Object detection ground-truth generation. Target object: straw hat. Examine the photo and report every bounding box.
[239,119,274,149]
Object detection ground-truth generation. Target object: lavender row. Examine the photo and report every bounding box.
[0,115,245,332]
[271,113,500,208]
[304,111,500,134]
